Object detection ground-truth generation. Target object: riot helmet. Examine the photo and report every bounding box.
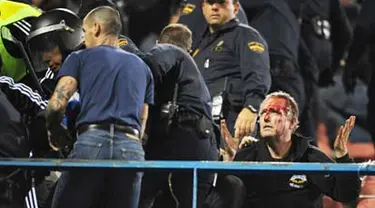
[26,8,84,72]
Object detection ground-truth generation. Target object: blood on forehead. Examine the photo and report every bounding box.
[261,97,289,114]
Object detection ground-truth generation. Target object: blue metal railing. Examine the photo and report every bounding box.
[1,159,374,208]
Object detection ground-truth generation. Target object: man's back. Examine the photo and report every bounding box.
[57,46,153,131]
[143,44,212,118]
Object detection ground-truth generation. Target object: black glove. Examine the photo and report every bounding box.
[342,66,357,94]
[318,68,335,87]
[47,123,73,151]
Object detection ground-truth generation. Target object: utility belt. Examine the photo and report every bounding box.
[303,16,331,40]
[77,123,140,139]
[158,103,213,139]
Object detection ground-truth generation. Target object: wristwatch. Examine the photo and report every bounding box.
[246,105,257,113]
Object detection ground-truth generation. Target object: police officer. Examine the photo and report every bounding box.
[27,6,141,97]
[193,0,271,139]
[139,23,219,208]
[44,6,153,208]
[343,0,375,148]
[177,0,248,48]
[25,8,85,98]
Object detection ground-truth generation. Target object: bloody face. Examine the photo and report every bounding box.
[259,97,293,139]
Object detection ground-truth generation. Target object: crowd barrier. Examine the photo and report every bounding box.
[0,159,374,208]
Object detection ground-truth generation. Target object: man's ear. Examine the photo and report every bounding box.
[93,22,101,37]
[233,2,240,16]
[291,117,299,132]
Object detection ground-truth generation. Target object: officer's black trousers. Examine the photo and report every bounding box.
[140,122,219,208]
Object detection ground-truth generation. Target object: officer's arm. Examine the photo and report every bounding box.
[237,30,271,110]
[345,0,375,68]
[330,0,353,71]
[0,76,48,117]
[141,55,164,87]
[45,76,77,129]
[309,150,360,202]
[142,48,176,87]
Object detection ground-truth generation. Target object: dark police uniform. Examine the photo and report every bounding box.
[233,134,361,208]
[243,0,306,115]
[52,46,154,208]
[0,76,47,208]
[344,0,375,146]
[140,44,219,208]
[193,18,271,134]
[178,0,249,48]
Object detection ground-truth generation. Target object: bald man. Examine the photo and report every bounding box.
[47,6,154,208]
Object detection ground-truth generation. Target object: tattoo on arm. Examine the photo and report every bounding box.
[45,77,77,128]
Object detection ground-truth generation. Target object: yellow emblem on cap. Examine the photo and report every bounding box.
[118,38,128,47]
[248,41,265,53]
[182,3,196,15]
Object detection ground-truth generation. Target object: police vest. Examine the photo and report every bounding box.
[0,0,41,81]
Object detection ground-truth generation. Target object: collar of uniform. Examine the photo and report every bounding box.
[203,18,240,36]
[257,133,311,162]
[215,18,240,33]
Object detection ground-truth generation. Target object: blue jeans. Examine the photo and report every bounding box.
[52,129,144,208]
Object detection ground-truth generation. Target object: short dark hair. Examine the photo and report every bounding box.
[159,23,192,52]
[85,6,122,36]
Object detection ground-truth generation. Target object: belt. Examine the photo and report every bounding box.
[77,124,140,138]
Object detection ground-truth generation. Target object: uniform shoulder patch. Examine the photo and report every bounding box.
[118,38,128,47]
[248,41,265,53]
[182,3,196,15]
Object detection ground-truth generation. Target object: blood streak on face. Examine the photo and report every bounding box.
[261,97,289,118]
[260,97,291,138]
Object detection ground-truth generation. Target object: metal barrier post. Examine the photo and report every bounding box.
[193,168,197,208]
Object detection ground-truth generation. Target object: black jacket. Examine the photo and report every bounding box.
[142,44,212,119]
[193,19,271,110]
[234,134,361,208]
[0,76,48,158]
